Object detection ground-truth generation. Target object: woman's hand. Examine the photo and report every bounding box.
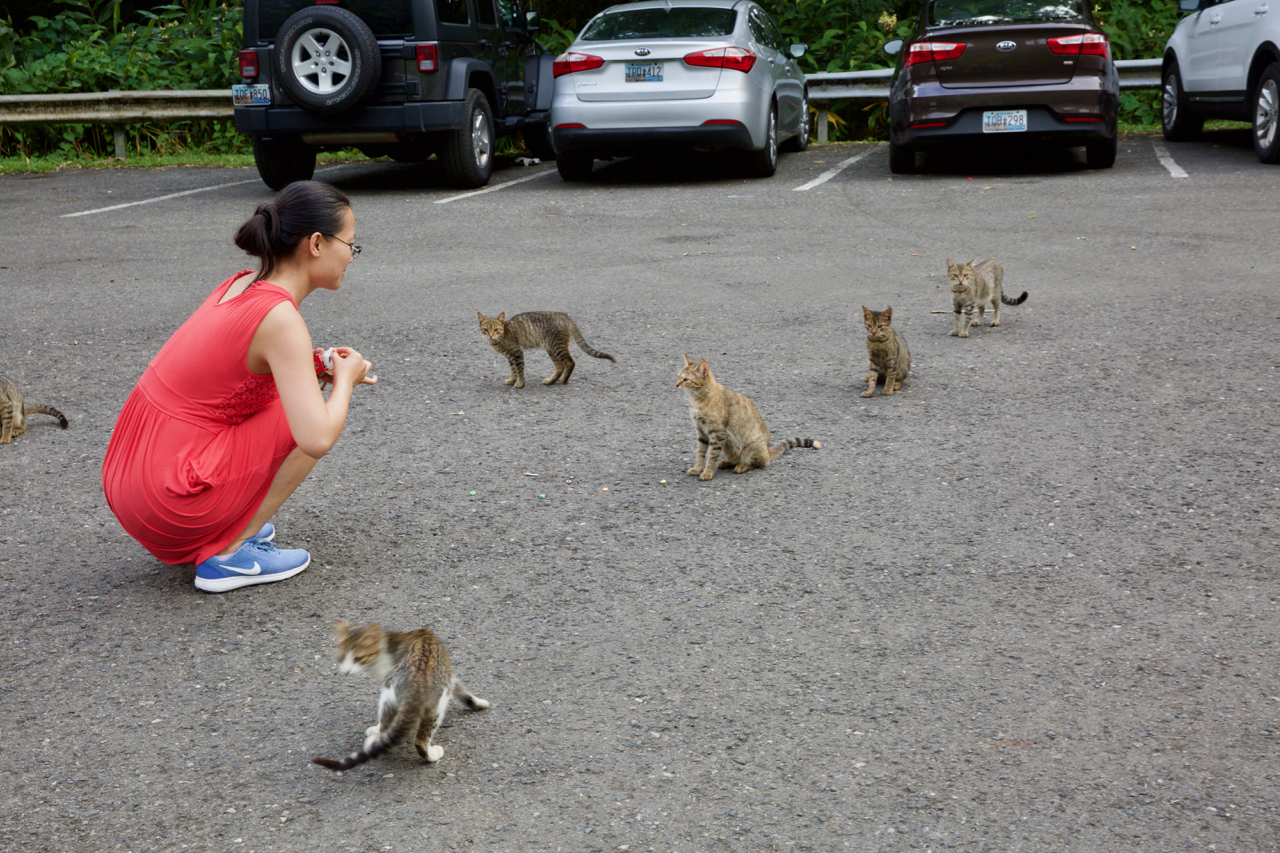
[329,346,378,387]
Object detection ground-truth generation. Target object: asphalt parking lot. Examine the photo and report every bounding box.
[2,130,1278,853]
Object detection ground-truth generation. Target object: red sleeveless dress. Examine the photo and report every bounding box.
[103,272,300,565]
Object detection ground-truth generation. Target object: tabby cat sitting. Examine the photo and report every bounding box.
[312,621,489,772]
[0,374,68,443]
[676,355,819,480]
[861,306,910,397]
[946,258,1028,337]
[478,311,615,388]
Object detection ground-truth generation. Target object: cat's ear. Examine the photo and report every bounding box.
[331,619,352,637]
[683,354,693,366]
[497,312,505,322]
[945,258,952,267]
[698,360,710,377]
[968,258,976,267]
[862,305,872,320]
[883,306,893,320]
[477,311,486,323]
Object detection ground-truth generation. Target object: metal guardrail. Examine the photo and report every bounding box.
[806,58,1162,142]
[0,58,1164,155]
[0,90,233,158]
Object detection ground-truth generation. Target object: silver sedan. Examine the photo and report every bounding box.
[549,0,809,180]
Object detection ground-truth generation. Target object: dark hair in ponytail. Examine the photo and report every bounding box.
[233,180,352,282]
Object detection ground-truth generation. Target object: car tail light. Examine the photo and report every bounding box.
[555,123,586,129]
[904,41,966,67]
[315,0,340,4]
[415,43,439,72]
[553,53,605,77]
[684,47,757,74]
[1047,33,1109,56]
[1064,116,1103,122]
[238,49,259,79]
[910,121,948,129]
[702,119,743,125]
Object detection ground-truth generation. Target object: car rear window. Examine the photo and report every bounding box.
[927,1,1084,27]
[580,7,738,41]
[257,0,415,40]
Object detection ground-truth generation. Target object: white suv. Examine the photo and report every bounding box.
[1161,0,1280,163]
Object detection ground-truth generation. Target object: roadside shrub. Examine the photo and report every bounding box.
[0,0,244,159]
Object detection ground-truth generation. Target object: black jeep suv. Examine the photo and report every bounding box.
[234,0,557,189]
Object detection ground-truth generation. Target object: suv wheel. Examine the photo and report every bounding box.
[888,137,917,174]
[441,89,495,188]
[742,101,779,178]
[252,135,317,190]
[275,6,381,116]
[1253,62,1280,164]
[782,90,810,153]
[1161,60,1203,142]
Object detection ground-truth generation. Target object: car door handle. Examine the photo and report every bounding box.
[478,39,492,48]
[1209,14,1221,24]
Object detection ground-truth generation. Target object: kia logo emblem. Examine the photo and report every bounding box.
[997,40,1016,51]
[635,48,651,56]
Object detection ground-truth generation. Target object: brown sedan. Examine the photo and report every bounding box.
[884,0,1120,173]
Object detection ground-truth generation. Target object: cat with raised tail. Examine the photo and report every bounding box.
[946,258,1028,337]
[676,355,819,481]
[478,311,616,387]
[0,374,68,443]
[861,306,910,397]
[312,621,489,772]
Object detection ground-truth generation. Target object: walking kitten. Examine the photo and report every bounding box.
[0,374,68,443]
[311,621,489,772]
[861,306,910,397]
[478,311,616,387]
[946,258,1028,337]
[676,355,819,480]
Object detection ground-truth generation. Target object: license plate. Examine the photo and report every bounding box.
[625,62,663,83]
[232,84,271,106]
[982,109,1027,133]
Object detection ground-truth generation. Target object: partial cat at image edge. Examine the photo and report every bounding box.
[0,374,69,443]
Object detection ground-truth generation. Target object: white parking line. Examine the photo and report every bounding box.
[62,178,262,218]
[60,164,355,218]
[793,147,876,192]
[434,167,557,204]
[1151,139,1189,179]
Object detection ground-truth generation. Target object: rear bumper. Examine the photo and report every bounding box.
[893,105,1116,149]
[234,102,467,135]
[889,72,1119,148]
[552,123,755,156]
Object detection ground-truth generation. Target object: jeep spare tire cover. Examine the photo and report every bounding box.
[275,5,380,116]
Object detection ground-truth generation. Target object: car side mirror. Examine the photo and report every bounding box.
[526,10,541,31]
[789,43,807,59]
[883,38,903,56]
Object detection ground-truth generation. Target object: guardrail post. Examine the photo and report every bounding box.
[112,124,127,160]
[817,107,829,144]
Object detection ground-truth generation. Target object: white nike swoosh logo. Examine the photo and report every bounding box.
[215,561,261,575]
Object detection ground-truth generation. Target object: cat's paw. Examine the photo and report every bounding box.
[734,464,750,473]
[699,471,715,481]
[860,390,874,397]
[958,331,969,338]
[425,744,444,763]
[687,467,702,476]
[365,725,381,738]
[543,377,556,385]
[990,320,1000,326]
[513,381,525,389]
[472,696,491,710]
[883,387,895,395]
[948,330,959,337]
[504,378,515,385]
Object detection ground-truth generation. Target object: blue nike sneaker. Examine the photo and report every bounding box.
[194,538,310,593]
[250,522,275,542]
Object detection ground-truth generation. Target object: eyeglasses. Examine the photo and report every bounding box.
[326,234,362,259]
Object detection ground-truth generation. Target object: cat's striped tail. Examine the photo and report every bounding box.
[571,326,616,362]
[24,405,67,428]
[1001,291,1028,306]
[311,704,418,772]
[768,437,821,461]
